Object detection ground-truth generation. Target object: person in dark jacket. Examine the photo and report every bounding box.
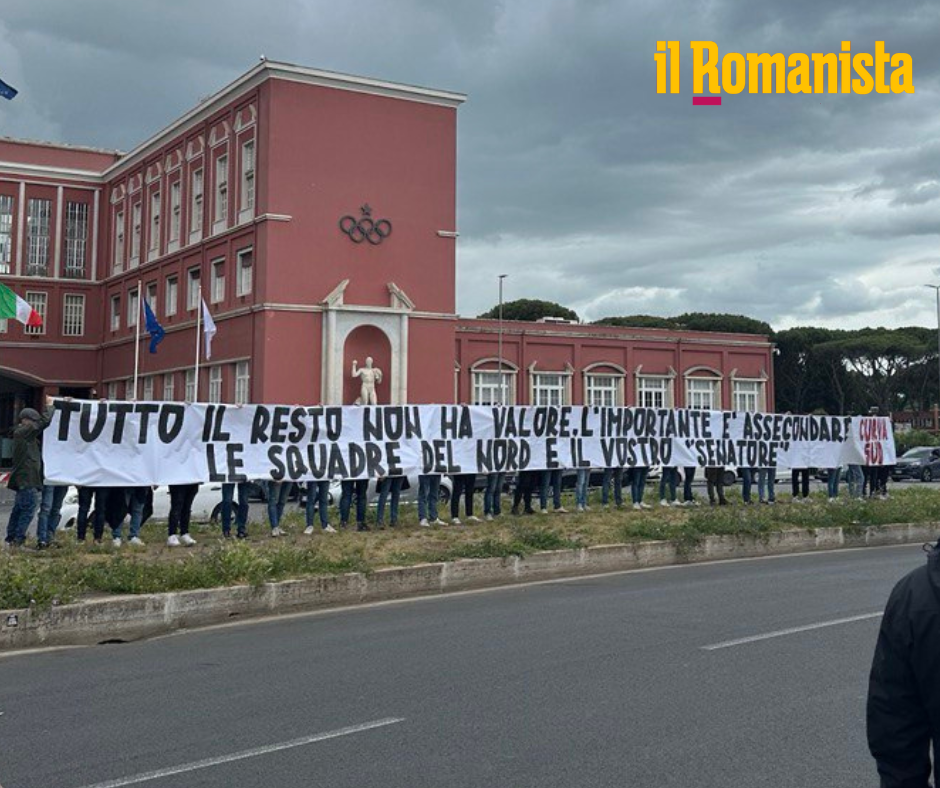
[867,541,940,787]
[4,399,52,547]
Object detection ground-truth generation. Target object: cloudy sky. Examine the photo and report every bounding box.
[2,0,939,330]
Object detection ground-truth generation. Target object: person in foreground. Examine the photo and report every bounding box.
[867,538,940,787]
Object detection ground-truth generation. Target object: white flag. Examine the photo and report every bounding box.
[201,298,217,360]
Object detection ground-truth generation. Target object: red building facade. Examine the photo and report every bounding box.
[0,60,773,462]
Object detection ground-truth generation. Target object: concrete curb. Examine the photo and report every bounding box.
[2,522,936,651]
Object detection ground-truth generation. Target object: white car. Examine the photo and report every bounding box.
[308,474,454,508]
[58,483,224,530]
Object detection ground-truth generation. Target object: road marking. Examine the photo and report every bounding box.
[74,717,404,788]
[702,612,883,650]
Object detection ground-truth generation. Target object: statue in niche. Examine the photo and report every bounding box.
[351,357,383,405]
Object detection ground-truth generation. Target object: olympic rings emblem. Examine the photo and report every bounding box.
[339,205,392,245]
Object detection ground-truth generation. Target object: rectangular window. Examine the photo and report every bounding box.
[190,168,203,240]
[127,287,139,327]
[585,374,620,407]
[187,267,200,310]
[127,378,136,401]
[240,140,255,214]
[164,373,175,401]
[165,276,178,316]
[26,198,51,276]
[236,248,253,296]
[130,202,141,265]
[0,194,14,273]
[64,202,89,278]
[733,380,762,413]
[211,258,225,303]
[24,291,46,335]
[686,377,719,410]
[0,319,7,333]
[532,373,567,406]
[114,209,125,272]
[472,371,514,406]
[208,366,222,403]
[62,294,85,337]
[110,294,121,331]
[146,282,158,313]
[235,361,250,404]
[214,155,228,227]
[636,376,671,409]
[107,381,118,400]
[185,369,195,402]
[149,190,161,255]
[142,376,154,401]
[169,181,181,244]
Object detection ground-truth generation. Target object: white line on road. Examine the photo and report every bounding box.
[75,717,405,788]
[702,612,883,650]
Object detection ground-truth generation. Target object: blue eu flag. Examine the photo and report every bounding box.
[0,78,18,101]
[143,300,165,353]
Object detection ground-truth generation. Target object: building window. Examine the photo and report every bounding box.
[585,374,621,407]
[146,282,158,313]
[190,168,203,240]
[185,369,195,402]
[0,194,14,273]
[127,287,139,327]
[472,370,515,406]
[164,373,175,401]
[114,209,125,272]
[214,155,228,229]
[686,377,720,410]
[240,139,255,216]
[126,378,136,401]
[636,376,672,408]
[0,319,7,333]
[165,276,178,316]
[187,267,201,310]
[149,190,161,256]
[62,294,85,337]
[235,361,250,404]
[24,291,46,335]
[64,202,89,279]
[208,366,222,403]
[142,376,154,401]
[236,248,253,296]
[211,258,225,303]
[532,373,568,406]
[26,198,51,276]
[733,380,763,413]
[169,181,181,245]
[107,381,118,400]
[130,201,141,265]
[110,294,121,331]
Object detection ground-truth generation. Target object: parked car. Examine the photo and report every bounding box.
[892,447,940,482]
[58,483,225,530]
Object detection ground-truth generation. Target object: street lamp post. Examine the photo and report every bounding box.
[498,274,507,405]
[925,284,940,420]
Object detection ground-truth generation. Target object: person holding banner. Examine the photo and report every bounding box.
[539,468,566,514]
[451,473,480,524]
[704,466,728,506]
[791,467,811,502]
[511,470,538,516]
[304,479,336,534]
[5,400,53,548]
[757,467,776,504]
[628,466,651,510]
[418,473,446,527]
[575,467,590,512]
[166,483,198,547]
[340,478,370,531]
[484,472,506,520]
[601,466,624,508]
[659,466,679,507]
[681,466,699,506]
[265,481,293,537]
[375,476,402,529]
[221,481,251,539]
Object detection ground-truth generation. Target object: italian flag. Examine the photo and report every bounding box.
[0,282,42,327]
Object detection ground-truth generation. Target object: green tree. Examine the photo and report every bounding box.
[593,315,680,329]
[673,313,774,336]
[477,299,579,322]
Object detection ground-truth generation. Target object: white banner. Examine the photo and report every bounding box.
[42,400,896,487]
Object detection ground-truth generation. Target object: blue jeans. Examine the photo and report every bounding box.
[659,468,678,502]
[265,481,293,529]
[36,484,68,544]
[128,486,150,539]
[602,467,623,506]
[484,473,504,516]
[222,482,250,536]
[6,487,40,544]
[305,480,331,529]
[376,477,403,526]
[630,467,649,504]
[539,468,563,511]
[418,475,441,522]
[740,468,754,503]
[340,480,368,526]
[827,468,841,498]
[575,468,590,508]
[847,464,864,498]
[757,469,776,502]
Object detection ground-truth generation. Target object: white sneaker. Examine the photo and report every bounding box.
[539,508,549,515]
[419,518,430,528]
[485,514,494,522]
[270,527,283,538]
[452,517,462,525]
[660,499,669,507]
[555,506,568,514]
[323,524,337,533]
[632,503,642,511]
[303,525,315,535]
[129,536,145,547]
[583,505,591,511]
[180,534,197,546]
[576,505,584,512]
[166,534,181,547]
[431,519,447,526]
[640,503,651,510]
[467,515,481,523]
[112,537,122,548]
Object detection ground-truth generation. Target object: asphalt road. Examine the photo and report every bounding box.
[0,543,926,788]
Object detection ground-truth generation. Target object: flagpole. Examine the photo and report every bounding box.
[194,283,201,402]
[133,278,142,400]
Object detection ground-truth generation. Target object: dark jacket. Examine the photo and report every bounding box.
[7,408,52,491]
[867,544,940,787]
